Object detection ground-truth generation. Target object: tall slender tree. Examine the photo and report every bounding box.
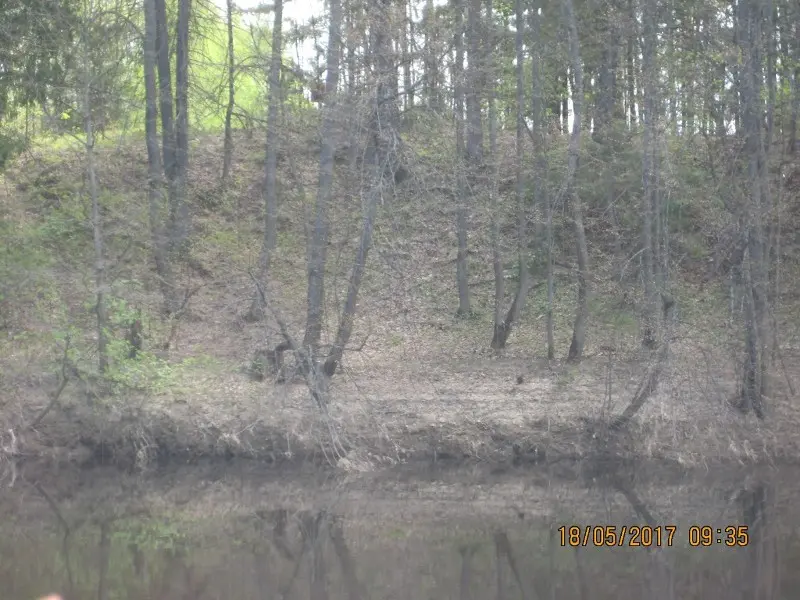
[490,0,531,349]
[303,0,343,353]
[452,0,471,316]
[247,0,284,323]
[563,0,589,361]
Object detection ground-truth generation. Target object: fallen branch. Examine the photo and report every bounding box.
[609,298,675,430]
[162,284,203,350]
[609,341,669,430]
[27,337,73,431]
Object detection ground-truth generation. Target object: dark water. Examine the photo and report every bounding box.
[1,460,798,600]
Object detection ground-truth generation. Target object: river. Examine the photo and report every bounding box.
[1,459,796,599]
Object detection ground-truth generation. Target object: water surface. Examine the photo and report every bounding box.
[1,460,797,599]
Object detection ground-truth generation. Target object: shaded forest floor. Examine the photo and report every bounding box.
[2,119,800,471]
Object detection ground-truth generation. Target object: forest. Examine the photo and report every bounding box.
[0,0,799,471]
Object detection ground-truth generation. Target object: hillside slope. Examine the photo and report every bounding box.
[1,116,799,470]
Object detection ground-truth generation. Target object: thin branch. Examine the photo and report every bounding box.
[27,337,72,431]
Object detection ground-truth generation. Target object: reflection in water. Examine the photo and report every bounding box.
[1,465,795,600]
[738,484,778,600]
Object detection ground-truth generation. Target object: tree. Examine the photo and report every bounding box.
[144,0,176,317]
[530,0,554,359]
[143,0,194,317]
[0,0,77,122]
[490,0,532,350]
[222,0,236,184]
[247,0,284,323]
[639,0,662,348]
[81,0,107,372]
[323,0,404,377]
[452,0,471,316]
[563,0,589,362]
[736,0,771,418]
[487,0,503,348]
[303,0,343,354]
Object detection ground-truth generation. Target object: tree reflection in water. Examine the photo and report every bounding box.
[5,467,797,600]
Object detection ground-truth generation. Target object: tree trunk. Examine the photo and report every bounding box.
[154,0,176,182]
[561,72,569,133]
[465,0,483,164]
[246,0,283,322]
[452,0,471,316]
[457,0,484,319]
[563,0,588,362]
[640,0,660,347]
[143,0,176,317]
[401,0,412,113]
[81,0,107,373]
[303,0,342,353]
[627,15,635,128]
[487,0,504,347]
[595,0,623,262]
[151,0,183,315]
[423,0,439,111]
[490,0,529,350]
[172,0,191,254]
[531,0,553,359]
[323,0,402,377]
[790,16,799,153]
[97,521,110,600]
[222,0,235,184]
[737,0,770,419]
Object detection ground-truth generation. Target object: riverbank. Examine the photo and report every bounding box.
[7,337,800,473]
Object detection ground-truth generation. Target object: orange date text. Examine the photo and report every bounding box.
[558,525,677,548]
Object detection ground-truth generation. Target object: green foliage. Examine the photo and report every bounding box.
[103,345,174,394]
[0,128,28,167]
[207,227,242,252]
[0,202,58,329]
[189,3,269,131]
[111,518,187,552]
[0,0,78,117]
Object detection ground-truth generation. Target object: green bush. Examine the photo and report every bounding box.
[0,128,28,168]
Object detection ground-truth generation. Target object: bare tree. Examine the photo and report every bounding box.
[174,0,191,253]
[789,4,800,154]
[155,0,176,182]
[400,0,412,113]
[490,0,531,350]
[143,0,176,318]
[323,0,404,377]
[247,0,284,322]
[640,0,661,348]
[736,0,771,418]
[626,0,637,127]
[563,0,589,361]
[422,0,440,111]
[303,0,343,353]
[452,0,471,316]
[530,0,554,359]
[222,0,236,184]
[80,0,108,373]
[144,0,193,315]
[487,0,504,348]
